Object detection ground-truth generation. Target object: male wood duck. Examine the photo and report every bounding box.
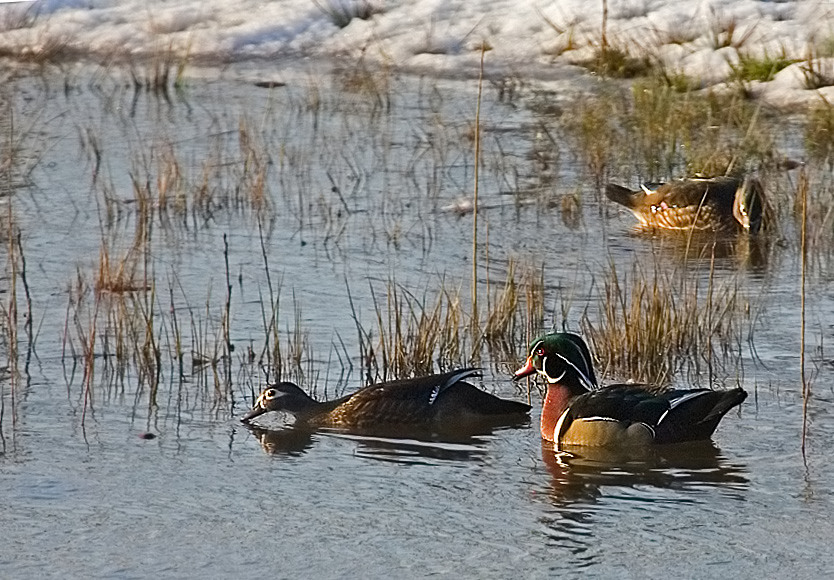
[514,332,747,446]
[605,175,765,234]
[241,369,531,430]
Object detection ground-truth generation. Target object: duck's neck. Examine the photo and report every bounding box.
[296,395,349,423]
[540,383,573,442]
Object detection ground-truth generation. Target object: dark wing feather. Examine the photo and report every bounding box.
[327,369,484,427]
[567,384,669,426]
[659,177,739,212]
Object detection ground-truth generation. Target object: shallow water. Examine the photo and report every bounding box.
[1,64,834,578]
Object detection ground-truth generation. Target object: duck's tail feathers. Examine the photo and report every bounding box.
[655,388,747,444]
[605,183,640,208]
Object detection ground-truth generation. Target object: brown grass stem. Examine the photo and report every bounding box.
[601,0,609,52]
[471,43,486,341]
[800,169,809,458]
[223,233,232,389]
[16,232,33,351]
[4,203,17,441]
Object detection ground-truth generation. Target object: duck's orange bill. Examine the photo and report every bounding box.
[513,356,536,379]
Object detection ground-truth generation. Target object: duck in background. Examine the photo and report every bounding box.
[605,175,765,234]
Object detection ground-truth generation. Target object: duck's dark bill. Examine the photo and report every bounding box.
[241,405,267,423]
[514,357,536,379]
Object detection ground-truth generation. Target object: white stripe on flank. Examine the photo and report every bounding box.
[577,416,620,422]
[428,385,441,405]
[553,408,571,442]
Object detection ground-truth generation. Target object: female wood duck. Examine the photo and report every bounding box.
[241,369,531,430]
[605,175,765,234]
[514,332,747,446]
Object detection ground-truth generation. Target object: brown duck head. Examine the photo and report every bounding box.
[241,382,318,423]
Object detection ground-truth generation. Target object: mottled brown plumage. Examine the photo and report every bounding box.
[605,176,765,233]
[241,369,531,430]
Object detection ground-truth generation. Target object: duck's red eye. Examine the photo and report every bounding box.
[536,347,544,357]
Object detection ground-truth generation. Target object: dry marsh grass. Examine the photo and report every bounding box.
[580,258,749,386]
[805,98,834,165]
[559,75,780,185]
[708,9,757,51]
[62,246,549,422]
[349,261,545,384]
[314,0,383,29]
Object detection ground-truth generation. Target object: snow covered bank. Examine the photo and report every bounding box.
[0,0,832,107]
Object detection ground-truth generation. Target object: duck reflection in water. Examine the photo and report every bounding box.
[537,438,748,558]
[241,419,530,462]
[633,229,772,274]
[540,439,748,506]
[244,423,315,456]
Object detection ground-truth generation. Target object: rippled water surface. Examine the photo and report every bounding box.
[1,65,833,578]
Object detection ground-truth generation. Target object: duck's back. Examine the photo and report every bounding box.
[314,370,530,429]
[606,177,744,231]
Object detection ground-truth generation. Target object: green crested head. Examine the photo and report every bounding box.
[514,332,598,392]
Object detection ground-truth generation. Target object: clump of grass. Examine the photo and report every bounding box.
[486,261,545,370]
[583,44,653,79]
[811,34,834,59]
[655,68,700,93]
[800,48,834,90]
[538,9,580,57]
[628,78,695,178]
[0,32,74,65]
[581,258,748,386]
[332,50,391,112]
[94,245,149,295]
[561,75,777,182]
[360,280,467,381]
[729,50,795,82]
[708,10,756,50]
[314,0,383,29]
